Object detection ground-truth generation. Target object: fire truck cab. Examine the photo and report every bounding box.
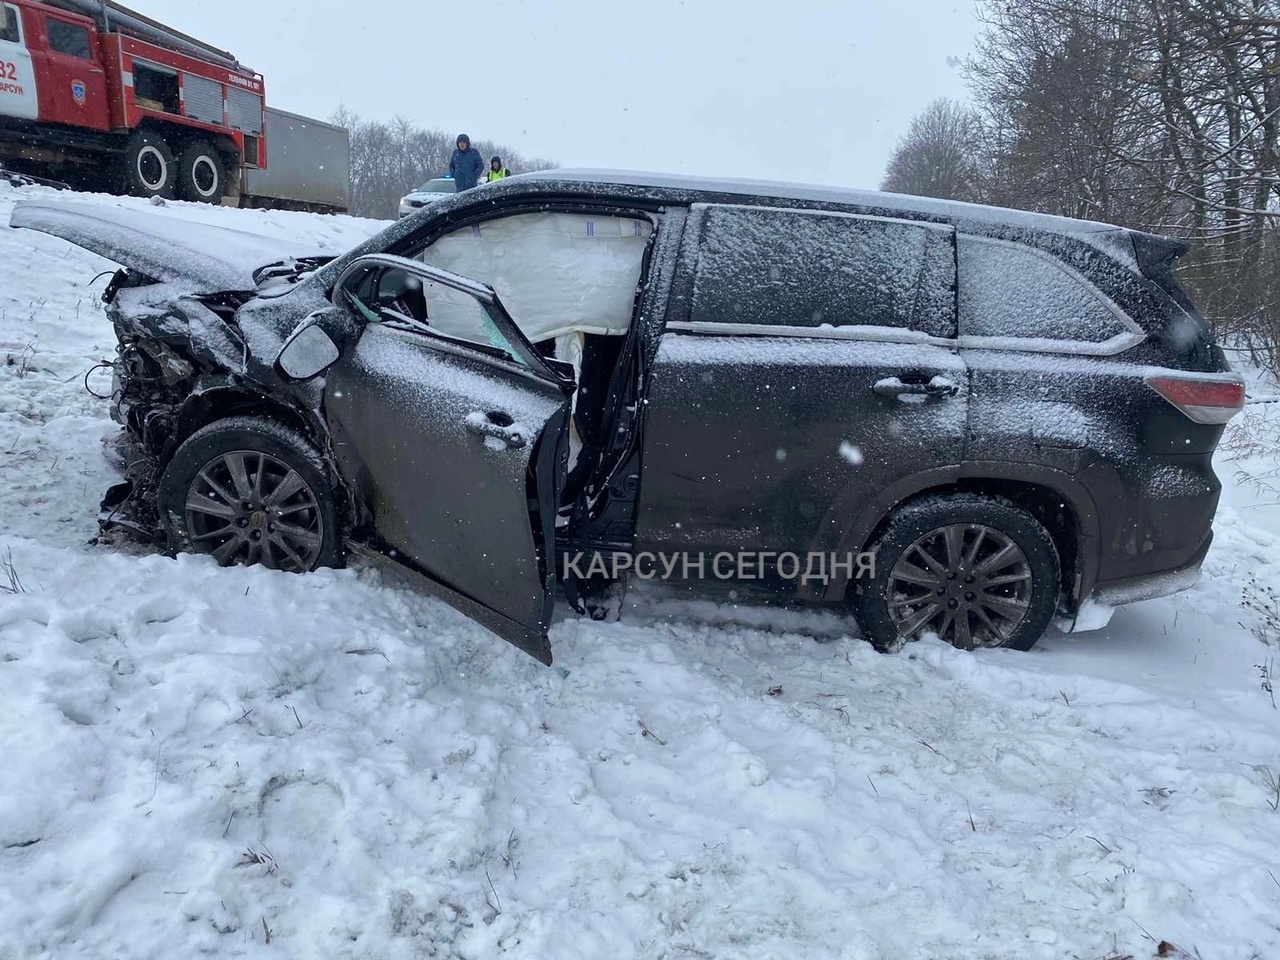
[0,0,265,203]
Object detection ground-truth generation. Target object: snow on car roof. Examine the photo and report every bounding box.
[516,168,1128,237]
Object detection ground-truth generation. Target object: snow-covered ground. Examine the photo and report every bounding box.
[1,183,1278,960]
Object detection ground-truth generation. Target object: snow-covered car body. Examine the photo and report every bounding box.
[397,177,456,218]
[10,170,1243,663]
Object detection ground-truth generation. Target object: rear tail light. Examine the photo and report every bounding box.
[1145,372,1245,424]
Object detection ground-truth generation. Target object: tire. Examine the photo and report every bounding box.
[121,130,176,199]
[176,140,225,203]
[850,493,1060,652]
[159,417,342,572]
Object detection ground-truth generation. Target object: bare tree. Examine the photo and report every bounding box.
[330,107,558,219]
[881,98,988,201]
[957,0,1280,365]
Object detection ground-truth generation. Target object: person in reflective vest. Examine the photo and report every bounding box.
[487,157,511,182]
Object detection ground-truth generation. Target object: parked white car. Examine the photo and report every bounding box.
[398,177,457,218]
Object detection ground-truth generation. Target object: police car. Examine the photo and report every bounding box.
[397,177,457,218]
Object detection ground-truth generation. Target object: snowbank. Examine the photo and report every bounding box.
[1,183,1278,959]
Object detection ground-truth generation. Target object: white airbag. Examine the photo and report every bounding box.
[422,212,652,345]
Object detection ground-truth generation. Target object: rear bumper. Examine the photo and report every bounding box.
[1089,531,1211,607]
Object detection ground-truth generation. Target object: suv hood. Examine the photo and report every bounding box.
[9,201,336,294]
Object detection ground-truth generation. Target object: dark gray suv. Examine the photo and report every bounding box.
[12,171,1244,662]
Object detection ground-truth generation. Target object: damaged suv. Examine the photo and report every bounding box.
[11,171,1244,663]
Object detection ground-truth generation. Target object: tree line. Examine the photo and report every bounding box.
[330,107,558,221]
[883,0,1280,370]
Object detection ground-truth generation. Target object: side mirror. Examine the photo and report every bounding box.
[276,318,340,381]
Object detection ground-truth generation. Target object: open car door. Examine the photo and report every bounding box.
[320,255,574,663]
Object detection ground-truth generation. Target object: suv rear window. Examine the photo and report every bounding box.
[958,236,1133,344]
[690,205,957,338]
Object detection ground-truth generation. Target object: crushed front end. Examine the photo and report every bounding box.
[96,269,257,544]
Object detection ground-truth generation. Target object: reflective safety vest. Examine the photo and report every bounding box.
[487,167,510,182]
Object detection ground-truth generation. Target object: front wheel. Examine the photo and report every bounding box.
[176,140,226,203]
[159,417,342,572]
[851,493,1060,652]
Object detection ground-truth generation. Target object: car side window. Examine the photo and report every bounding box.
[45,17,91,58]
[958,236,1133,344]
[1,6,20,44]
[689,204,957,338]
[341,265,524,365]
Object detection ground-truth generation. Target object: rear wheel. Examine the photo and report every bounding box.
[850,493,1060,652]
[176,140,226,203]
[160,417,342,572]
[121,130,175,199]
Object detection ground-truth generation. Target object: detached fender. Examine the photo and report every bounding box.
[811,460,1102,605]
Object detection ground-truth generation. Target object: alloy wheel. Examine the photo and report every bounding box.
[886,523,1034,649]
[184,449,324,572]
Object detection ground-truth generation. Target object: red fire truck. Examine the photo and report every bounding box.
[0,0,267,204]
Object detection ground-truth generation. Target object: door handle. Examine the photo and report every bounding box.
[465,411,527,448]
[873,374,959,399]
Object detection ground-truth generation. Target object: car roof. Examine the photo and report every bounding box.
[511,168,1127,239]
[313,167,1147,294]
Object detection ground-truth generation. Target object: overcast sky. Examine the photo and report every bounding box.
[134,0,978,189]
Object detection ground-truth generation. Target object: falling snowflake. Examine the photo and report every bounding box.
[838,442,864,466]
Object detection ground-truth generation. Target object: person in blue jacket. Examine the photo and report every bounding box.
[448,134,486,191]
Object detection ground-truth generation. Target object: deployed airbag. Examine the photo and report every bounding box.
[422,212,652,345]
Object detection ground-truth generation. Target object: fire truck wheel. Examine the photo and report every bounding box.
[177,141,225,203]
[122,131,176,199]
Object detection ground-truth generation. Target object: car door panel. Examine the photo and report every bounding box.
[634,203,968,594]
[36,12,109,131]
[637,334,968,553]
[320,256,571,662]
[0,3,39,121]
[327,325,569,661]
